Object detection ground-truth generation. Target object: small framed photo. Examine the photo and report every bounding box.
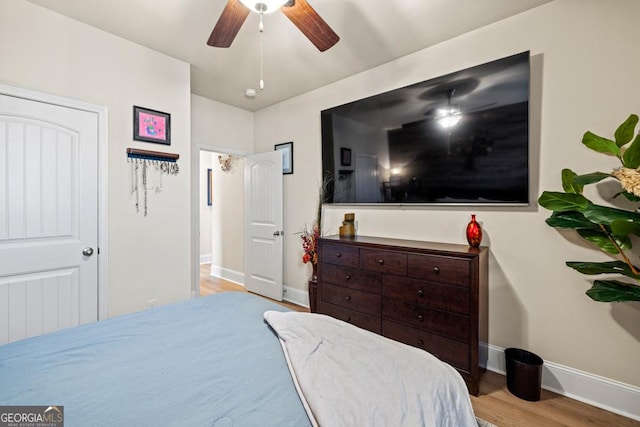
[341,147,352,166]
[275,141,293,174]
[133,106,171,145]
[207,168,213,206]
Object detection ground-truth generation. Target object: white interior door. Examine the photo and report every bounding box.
[0,92,99,344]
[244,151,283,301]
[355,153,380,203]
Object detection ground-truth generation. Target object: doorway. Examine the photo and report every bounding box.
[197,149,245,296]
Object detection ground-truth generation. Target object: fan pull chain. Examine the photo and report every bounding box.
[259,12,265,90]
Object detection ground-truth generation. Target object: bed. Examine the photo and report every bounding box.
[0,292,479,426]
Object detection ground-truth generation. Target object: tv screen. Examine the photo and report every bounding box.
[321,51,530,205]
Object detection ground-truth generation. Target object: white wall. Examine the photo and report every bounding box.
[253,0,640,392]
[191,94,253,154]
[0,0,192,316]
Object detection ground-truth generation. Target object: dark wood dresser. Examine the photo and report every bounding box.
[315,235,488,395]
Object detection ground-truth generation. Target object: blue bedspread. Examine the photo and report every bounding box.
[0,292,311,427]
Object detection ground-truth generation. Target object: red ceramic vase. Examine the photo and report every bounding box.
[466,214,482,248]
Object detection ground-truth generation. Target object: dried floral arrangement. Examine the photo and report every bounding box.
[299,175,332,266]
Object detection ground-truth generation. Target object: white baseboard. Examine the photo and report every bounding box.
[283,285,309,308]
[209,265,244,286]
[485,344,640,421]
[208,267,309,308]
[199,254,212,264]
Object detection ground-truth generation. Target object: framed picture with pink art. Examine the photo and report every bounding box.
[133,106,171,145]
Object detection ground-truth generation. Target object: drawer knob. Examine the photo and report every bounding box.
[378,259,384,265]
[417,339,424,346]
[345,274,351,280]
[417,314,424,322]
[336,252,342,258]
[417,289,424,297]
[433,266,440,274]
[345,295,351,302]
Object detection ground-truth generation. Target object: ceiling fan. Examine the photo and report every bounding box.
[424,88,496,129]
[207,0,340,52]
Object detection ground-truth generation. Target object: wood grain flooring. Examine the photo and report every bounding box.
[199,264,304,312]
[199,264,639,427]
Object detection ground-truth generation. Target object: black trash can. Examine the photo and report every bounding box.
[504,348,543,401]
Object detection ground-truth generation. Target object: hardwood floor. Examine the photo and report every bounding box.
[470,371,638,427]
[199,263,305,312]
[199,264,639,427]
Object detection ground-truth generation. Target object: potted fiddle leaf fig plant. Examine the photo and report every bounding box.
[538,114,640,302]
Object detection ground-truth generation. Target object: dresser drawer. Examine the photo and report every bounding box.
[322,283,381,316]
[360,248,407,275]
[321,263,381,294]
[322,303,381,334]
[320,243,359,267]
[407,253,471,287]
[382,320,469,371]
[382,276,469,315]
[382,298,469,341]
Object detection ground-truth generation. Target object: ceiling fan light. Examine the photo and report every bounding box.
[239,0,289,14]
[435,107,460,117]
[436,107,462,128]
[438,115,462,128]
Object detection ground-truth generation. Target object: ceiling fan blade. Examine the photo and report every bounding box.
[281,0,339,52]
[207,0,250,48]
[465,102,498,113]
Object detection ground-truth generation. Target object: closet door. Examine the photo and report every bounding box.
[0,92,99,344]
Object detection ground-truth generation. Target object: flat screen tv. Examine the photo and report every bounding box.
[321,51,530,205]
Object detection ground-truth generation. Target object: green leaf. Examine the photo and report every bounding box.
[545,211,599,230]
[561,169,582,194]
[582,131,621,157]
[613,190,640,202]
[586,280,640,302]
[622,134,640,168]
[616,234,632,251]
[614,114,639,147]
[572,172,611,186]
[538,191,589,212]
[610,218,640,237]
[567,260,640,280]
[576,229,620,254]
[583,203,640,225]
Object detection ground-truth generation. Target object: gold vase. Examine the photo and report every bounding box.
[339,212,355,238]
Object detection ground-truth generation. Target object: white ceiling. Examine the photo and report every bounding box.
[26,0,552,112]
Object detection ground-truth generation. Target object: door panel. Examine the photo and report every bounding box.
[0,93,98,344]
[355,153,380,203]
[244,151,283,301]
[0,269,79,343]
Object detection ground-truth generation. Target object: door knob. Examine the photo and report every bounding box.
[273,231,281,236]
[82,247,94,256]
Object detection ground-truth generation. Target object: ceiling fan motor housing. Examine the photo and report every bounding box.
[240,0,288,14]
